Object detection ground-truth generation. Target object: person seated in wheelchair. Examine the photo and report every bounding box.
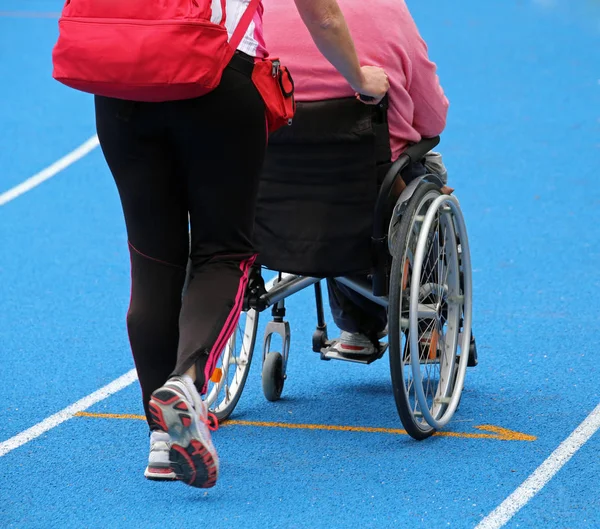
[257,0,451,356]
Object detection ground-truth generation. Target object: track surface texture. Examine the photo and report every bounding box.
[1,1,599,528]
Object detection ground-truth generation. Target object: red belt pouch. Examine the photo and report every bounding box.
[252,58,296,134]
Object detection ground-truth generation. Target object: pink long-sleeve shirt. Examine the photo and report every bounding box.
[262,0,449,160]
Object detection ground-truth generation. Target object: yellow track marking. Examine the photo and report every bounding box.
[75,412,536,442]
[77,412,146,420]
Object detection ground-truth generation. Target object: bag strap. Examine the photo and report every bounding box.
[225,0,262,61]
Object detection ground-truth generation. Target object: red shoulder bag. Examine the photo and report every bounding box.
[52,0,262,102]
[51,0,295,132]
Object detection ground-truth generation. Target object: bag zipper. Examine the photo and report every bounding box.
[271,59,280,78]
[60,16,222,28]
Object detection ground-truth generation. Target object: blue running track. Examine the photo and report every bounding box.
[1,1,599,527]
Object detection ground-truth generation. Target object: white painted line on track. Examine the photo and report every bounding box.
[0,135,99,206]
[475,402,600,529]
[0,274,280,457]
[0,369,137,457]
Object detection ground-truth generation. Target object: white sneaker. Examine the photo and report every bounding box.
[149,376,219,488]
[333,331,377,356]
[144,430,176,481]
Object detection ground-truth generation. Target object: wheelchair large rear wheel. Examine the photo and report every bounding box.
[388,182,472,440]
[204,308,258,421]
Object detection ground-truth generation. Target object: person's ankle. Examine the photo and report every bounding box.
[180,373,196,390]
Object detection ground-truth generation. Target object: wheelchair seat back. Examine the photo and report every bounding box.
[254,97,392,278]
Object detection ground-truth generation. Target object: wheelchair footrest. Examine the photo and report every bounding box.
[319,341,388,365]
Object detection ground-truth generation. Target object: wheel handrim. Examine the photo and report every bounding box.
[408,194,472,429]
[395,189,441,434]
[204,309,257,418]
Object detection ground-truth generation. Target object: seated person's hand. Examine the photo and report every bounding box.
[353,65,389,105]
[441,185,454,195]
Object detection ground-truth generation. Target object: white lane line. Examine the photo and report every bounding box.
[475,402,600,529]
[0,135,99,206]
[0,369,137,457]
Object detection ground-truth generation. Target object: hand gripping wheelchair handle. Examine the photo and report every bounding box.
[371,136,440,297]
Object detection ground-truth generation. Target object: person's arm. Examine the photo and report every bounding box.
[293,0,389,102]
[408,37,449,137]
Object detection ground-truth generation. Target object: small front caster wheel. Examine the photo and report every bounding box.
[262,351,285,402]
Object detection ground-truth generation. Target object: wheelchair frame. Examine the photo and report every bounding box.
[205,135,476,440]
[243,135,446,364]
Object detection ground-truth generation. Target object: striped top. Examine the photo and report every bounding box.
[217,0,267,57]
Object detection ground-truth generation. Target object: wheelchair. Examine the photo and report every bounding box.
[203,97,476,440]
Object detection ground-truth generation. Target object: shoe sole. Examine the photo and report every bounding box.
[149,388,218,489]
[144,466,177,481]
[145,472,177,481]
[332,344,376,356]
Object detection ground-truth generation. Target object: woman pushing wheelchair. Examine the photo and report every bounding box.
[52,0,388,489]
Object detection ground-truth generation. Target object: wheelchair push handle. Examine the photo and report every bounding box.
[403,136,440,164]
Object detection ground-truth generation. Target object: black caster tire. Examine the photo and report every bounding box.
[468,335,478,367]
[262,351,285,402]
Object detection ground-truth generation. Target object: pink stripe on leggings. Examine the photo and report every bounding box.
[202,255,256,394]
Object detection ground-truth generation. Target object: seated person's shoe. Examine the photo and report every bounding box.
[332,330,378,356]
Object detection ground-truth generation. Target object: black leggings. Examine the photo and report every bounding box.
[95,56,266,429]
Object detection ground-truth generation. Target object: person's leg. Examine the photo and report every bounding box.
[94,96,189,432]
[327,276,387,354]
[148,56,266,489]
[166,60,267,394]
[327,160,431,353]
[327,277,387,335]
